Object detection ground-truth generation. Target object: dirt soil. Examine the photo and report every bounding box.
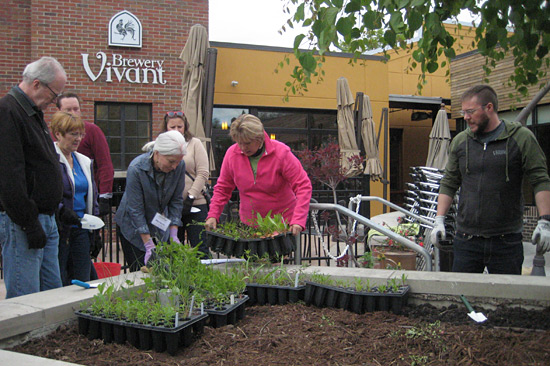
[11,303,550,366]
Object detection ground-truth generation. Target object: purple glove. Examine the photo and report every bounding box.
[169,227,181,244]
[144,239,156,265]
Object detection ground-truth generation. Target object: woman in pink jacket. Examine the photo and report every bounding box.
[205,114,312,235]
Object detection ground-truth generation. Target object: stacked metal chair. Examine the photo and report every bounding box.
[403,166,458,270]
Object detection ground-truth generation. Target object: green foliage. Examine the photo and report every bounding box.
[282,0,550,97]
[210,211,290,239]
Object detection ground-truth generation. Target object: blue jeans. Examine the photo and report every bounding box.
[452,232,524,274]
[58,226,92,286]
[0,212,62,298]
[178,203,210,257]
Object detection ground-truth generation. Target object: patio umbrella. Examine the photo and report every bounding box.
[336,77,362,177]
[425,105,451,170]
[180,24,215,170]
[360,94,383,180]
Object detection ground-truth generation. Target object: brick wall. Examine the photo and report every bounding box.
[1,0,209,136]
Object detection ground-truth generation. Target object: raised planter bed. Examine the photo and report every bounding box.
[246,283,306,305]
[205,231,296,258]
[303,281,410,315]
[75,311,208,355]
[203,295,249,328]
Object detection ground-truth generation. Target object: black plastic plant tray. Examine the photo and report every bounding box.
[203,295,249,328]
[205,231,296,258]
[304,282,410,315]
[246,283,305,305]
[75,311,208,355]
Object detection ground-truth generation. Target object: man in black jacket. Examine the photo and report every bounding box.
[0,56,67,298]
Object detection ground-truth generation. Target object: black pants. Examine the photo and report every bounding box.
[118,226,146,272]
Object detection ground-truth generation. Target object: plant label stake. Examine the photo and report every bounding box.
[201,302,204,315]
[230,294,235,305]
[294,272,300,288]
[175,312,179,327]
[460,295,487,323]
[188,296,195,318]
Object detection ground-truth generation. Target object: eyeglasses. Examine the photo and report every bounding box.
[42,82,62,101]
[68,131,86,138]
[459,104,488,117]
[166,111,184,118]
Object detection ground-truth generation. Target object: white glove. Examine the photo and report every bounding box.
[532,219,550,254]
[430,216,446,249]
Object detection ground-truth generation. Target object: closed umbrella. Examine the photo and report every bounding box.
[180,24,215,170]
[360,94,383,180]
[337,77,362,177]
[425,106,451,170]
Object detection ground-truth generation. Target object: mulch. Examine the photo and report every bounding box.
[11,303,550,365]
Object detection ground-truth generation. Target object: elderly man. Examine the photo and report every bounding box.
[0,56,67,298]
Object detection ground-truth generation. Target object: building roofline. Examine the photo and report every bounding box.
[209,41,385,61]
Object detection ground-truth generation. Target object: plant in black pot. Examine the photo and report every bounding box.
[205,211,296,258]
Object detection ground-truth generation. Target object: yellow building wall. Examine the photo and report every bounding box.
[211,24,475,216]
[213,44,389,215]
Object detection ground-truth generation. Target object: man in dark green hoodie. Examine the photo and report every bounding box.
[430,84,550,274]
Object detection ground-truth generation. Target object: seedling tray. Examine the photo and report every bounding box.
[205,231,296,258]
[203,295,249,328]
[75,311,208,355]
[303,282,410,315]
[246,283,305,305]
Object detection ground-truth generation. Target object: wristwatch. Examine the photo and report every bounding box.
[188,195,195,200]
[539,215,550,221]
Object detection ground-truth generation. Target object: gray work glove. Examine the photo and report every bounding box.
[430,216,446,249]
[531,219,550,254]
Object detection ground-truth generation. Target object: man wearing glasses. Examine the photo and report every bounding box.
[56,93,114,217]
[0,56,67,298]
[431,84,550,274]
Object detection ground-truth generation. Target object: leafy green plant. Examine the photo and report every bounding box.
[306,272,333,286]
[377,284,387,293]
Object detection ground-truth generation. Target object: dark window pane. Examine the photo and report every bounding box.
[109,105,121,120]
[259,111,307,129]
[110,137,121,154]
[126,138,137,153]
[125,154,139,167]
[311,113,337,129]
[96,105,108,120]
[109,121,121,137]
[138,138,149,149]
[125,121,137,136]
[125,105,137,121]
[212,108,249,130]
[138,105,151,120]
[137,121,150,137]
[269,133,307,151]
[96,121,108,134]
[111,154,121,170]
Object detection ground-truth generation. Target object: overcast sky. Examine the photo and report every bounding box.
[209,0,301,48]
[209,0,479,48]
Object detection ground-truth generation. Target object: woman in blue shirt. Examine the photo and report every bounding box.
[116,130,187,271]
[51,111,98,285]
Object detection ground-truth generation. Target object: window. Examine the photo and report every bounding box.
[211,106,338,175]
[95,103,152,170]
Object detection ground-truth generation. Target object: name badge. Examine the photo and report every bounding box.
[151,212,170,231]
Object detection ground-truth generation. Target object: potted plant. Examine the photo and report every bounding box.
[295,139,365,266]
[367,217,423,270]
[205,211,296,258]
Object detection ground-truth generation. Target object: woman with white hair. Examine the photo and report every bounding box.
[115,130,188,271]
